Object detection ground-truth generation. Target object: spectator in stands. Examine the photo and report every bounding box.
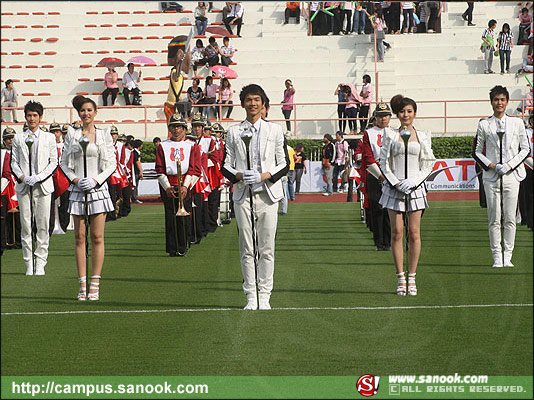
[131,139,143,204]
[344,84,360,134]
[294,143,307,194]
[425,1,441,33]
[518,7,532,44]
[482,19,497,74]
[191,39,208,74]
[187,78,204,117]
[102,67,119,106]
[284,2,301,25]
[224,2,244,37]
[462,1,475,26]
[1,79,18,123]
[340,1,352,34]
[388,1,401,34]
[217,77,234,119]
[333,131,349,192]
[415,1,427,33]
[122,63,142,106]
[365,7,386,62]
[222,2,232,21]
[352,1,366,35]
[219,36,235,67]
[359,74,373,133]
[195,2,209,36]
[202,76,218,119]
[401,1,415,34]
[497,23,514,74]
[205,36,220,68]
[335,83,348,132]
[281,79,295,134]
[327,2,343,36]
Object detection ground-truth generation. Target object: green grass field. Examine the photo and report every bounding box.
[1,200,532,377]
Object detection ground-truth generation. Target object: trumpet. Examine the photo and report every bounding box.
[175,159,190,217]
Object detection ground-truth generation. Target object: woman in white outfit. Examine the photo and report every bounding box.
[61,95,117,301]
[379,94,435,296]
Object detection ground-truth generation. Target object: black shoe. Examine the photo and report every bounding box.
[468,22,476,26]
[177,248,187,256]
[461,14,467,21]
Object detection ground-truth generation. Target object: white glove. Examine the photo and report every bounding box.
[79,177,96,191]
[23,175,39,187]
[496,163,510,176]
[243,170,262,185]
[397,179,415,193]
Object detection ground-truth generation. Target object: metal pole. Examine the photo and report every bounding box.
[400,126,411,260]
[240,131,258,306]
[25,135,36,275]
[79,135,90,298]
[496,126,505,244]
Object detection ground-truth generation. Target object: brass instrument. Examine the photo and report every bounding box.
[175,158,190,217]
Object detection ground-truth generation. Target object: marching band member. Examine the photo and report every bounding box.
[474,86,530,268]
[222,84,288,311]
[192,113,211,238]
[379,94,435,296]
[202,120,221,233]
[49,122,70,235]
[61,95,117,300]
[361,102,392,251]
[10,101,58,276]
[155,113,201,256]
[1,127,21,252]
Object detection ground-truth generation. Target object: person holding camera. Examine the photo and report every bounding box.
[122,63,142,106]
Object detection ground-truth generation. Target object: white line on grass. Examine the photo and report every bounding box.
[1,303,532,316]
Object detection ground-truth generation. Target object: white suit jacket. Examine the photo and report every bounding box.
[474,115,530,182]
[379,128,435,188]
[10,128,58,195]
[222,119,288,204]
[60,126,117,186]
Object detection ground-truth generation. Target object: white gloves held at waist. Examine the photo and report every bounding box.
[495,163,511,176]
[397,178,415,194]
[23,175,39,187]
[242,170,262,185]
[78,177,97,191]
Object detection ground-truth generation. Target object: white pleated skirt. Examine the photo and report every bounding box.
[68,182,114,216]
[379,182,428,212]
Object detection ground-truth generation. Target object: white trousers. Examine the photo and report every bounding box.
[17,189,52,266]
[234,190,279,298]
[483,174,520,262]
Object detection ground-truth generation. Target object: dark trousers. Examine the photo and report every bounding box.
[330,8,342,35]
[120,185,131,217]
[333,164,345,192]
[341,9,352,33]
[221,55,233,66]
[427,7,438,31]
[346,106,359,132]
[475,163,487,208]
[402,8,414,32]
[49,191,70,235]
[367,175,391,248]
[359,105,370,132]
[337,106,347,132]
[1,196,22,251]
[223,16,242,36]
[217,100,233,119]
[162,189,191,255]
[190,192,203,244]
[132,173,140,202]
[462,2,474,23]
[285,7,300,23]
[201,198,209,237]
[519,168,533,229]
[282,109,292,131]
[295,168,304,193]
[312,11,328,35]
[102,87,118,106]
[207,187,220,232]
[499,49,511,72]
[123,87,140,105]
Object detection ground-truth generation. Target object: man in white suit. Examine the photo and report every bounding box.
[222,84,288,310]
[10,101,58,275]
[474,86,530,268]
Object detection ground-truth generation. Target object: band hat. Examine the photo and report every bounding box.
[61,124,69,134]
[40,125,49,132]
[3,126,16,139]
[49,122,61,132]
[204,119,212,130]
[211,122,225,133]
[110,125,119,135]
[168,112,188,127]
[117,134,127,141]
[374,101,392,116]
[191,112,205,126]
[72,122,82,130]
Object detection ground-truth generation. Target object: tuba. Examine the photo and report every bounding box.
[175,159,190,217]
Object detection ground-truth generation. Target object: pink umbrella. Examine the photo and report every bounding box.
[206,26,231,36]
[209,65,238,79]
[126,55,157,66]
